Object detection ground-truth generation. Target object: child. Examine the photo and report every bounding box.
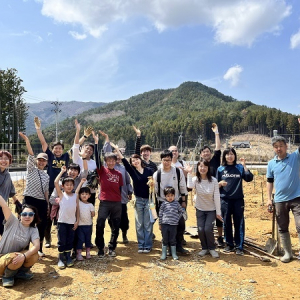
[159,187,183,260]
[54,166,79,269]
[0,150,18,235]
[76,180,95,261]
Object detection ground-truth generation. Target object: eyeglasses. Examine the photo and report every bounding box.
[20,212,35,217]
[0,157,10,161]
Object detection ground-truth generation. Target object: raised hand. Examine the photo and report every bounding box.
[240,157,246,167]
[133,125,141,137]
[61,166,67,173]
[99,130,109,142]
[184,163,193,174]
[19,132,28,141]
[75,119,81,131]
[92,131,99,144]
[84,125,94,137]
[34,117,41,129]
[211,123,218,133]
[110,141,118,150]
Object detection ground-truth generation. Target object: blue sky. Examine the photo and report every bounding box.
[0,0,300,114]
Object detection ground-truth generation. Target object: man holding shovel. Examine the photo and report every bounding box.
[267,129,300,263]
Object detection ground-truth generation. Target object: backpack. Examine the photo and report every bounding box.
[156,167,181,197]
[86,170,99,189]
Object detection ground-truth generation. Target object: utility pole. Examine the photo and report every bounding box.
[51,100,62,141]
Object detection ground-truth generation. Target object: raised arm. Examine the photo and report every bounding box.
[99,130,112,153]
[212,123,220,151]
[133,125,141,155]
[78,125,94,146]
[34,117,48,152]
[92,131,101,169]
[74,119,81,145]
[54,166,67,199]
[19,132,34,156]
[0,195,12,221]
[110,142,124,159]
[75,178,86,195]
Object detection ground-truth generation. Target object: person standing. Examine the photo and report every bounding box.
[267,132,300,263]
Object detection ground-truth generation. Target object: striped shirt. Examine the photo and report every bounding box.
[23,155,49,200]
[159,200,183,226]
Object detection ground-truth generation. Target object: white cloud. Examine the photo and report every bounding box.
[39,0,291,46]
[68,31,87,40]
[223,65,243,87]
[11,30,43,43]
[290,29,300,49]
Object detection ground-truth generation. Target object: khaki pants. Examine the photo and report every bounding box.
[0,251,38,275]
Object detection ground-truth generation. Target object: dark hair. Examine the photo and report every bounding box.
[62,177,75,186]
[0,150,12,164]
[222,147,237,166]
[104,152,117,161]
[160,150,173,160]
[68,163,81,174]
[196,158,212,183]
[83,143,95,152]
[129,154,146,168]
[200,145,212,154]
[163,186,175,196]
[52,142,64,150]
[79,187,91,199]
[21,204,41,227]
[140,144,152,153]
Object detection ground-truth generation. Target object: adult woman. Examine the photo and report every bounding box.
[216,148,253,255]
[186,158,222,258]
[112,143,154,253]
[0,195,40,287]
[19,132,49,257]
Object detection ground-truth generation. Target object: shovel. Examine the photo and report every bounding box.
[264,202,277,254]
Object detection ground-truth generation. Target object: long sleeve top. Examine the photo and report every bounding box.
[216,164,253,200]
[159,200,183,225]
[187,174,221,215]
[0,169,16,201]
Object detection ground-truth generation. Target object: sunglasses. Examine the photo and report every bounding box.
[20,212,35,217]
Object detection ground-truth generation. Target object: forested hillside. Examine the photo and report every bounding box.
[29,81,299,151]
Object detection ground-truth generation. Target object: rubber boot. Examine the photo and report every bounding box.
[2,267,18,287]
[280,232,293,263]
[76,249,84,261]
[15,266,34,280]
[160,246,167,260]
[86,248,91,259]
[171,246,178,260]
[58,252,65,269]
[65,250,74,267]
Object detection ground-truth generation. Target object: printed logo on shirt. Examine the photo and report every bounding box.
[223,171,240,178]
[107,172,120,183]
[52,160,66,169]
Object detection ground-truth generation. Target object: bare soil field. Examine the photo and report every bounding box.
[1,174,300,300]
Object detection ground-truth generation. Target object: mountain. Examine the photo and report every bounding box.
[26,101,107,135]
[28,81,298,151]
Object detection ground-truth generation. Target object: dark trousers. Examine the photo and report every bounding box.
[108,203,129,235]
[95,201,122,251]
[23,196,48,252]
[57,222,75,252]
[77,225,93,250]
[275,197,300,233]
[44,187,55,243]
[161,224,177,246]
[0,207,4,236]
[221,198,245,250]
[196,209,216,250]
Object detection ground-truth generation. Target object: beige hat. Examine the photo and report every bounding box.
[36,153,48,160]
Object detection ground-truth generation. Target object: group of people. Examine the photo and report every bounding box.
[1,117,300,288]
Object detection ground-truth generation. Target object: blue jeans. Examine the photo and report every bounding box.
[135,197,153,249]
[77,225,93,250]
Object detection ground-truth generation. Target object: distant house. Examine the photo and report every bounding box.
[231,141,251,148]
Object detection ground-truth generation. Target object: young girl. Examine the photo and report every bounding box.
[0,150,18,235]
[54,166,79,269]
[186,158,222,258]
[76,180,95,261]
[216,148,253,256]
[159,187,183,260]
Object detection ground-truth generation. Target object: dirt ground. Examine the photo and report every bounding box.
[1,175,300,300]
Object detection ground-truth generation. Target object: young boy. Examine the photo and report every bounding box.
[159,186,183,260]
[54,166,79,269]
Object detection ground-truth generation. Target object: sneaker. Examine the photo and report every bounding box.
[45,242,51,248]
[209,249,220,258]
[38,251,45,257]
[98,250,105,258]
[138,248,144,253]
[217,236,225,247]
[223,246,235,253]
[108,249,116,257]
[198,249,209,257]
[143,248,151,253]
[236,249,244,256]
[176,246,189,254]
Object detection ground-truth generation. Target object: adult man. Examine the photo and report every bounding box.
[168,145,187,176]
[153,150,188,254]
[199,123,224,247]
[267,133,300,263]
[133,126,158,173]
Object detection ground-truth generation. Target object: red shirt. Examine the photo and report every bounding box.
[97,166,123,201]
